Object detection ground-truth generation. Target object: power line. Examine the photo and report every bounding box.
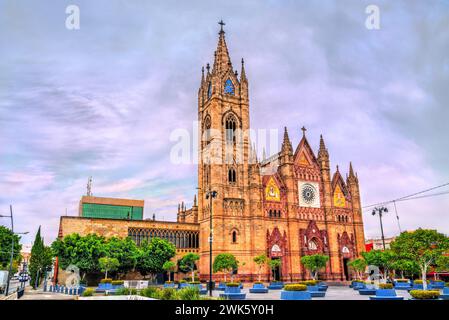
[363,182,449,209]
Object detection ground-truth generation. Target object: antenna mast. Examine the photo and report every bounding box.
[87,176,93,196]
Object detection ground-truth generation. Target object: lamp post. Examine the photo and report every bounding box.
[1,205,28,296]
[205,189,217,297]
[372,206,388,250]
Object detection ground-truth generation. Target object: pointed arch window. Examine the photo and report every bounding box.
[228,168,236,183]
[225,114,237,143]
[204,116,211,145]
[207,82,212,99]
[232,231,237,243]
[224,79,235,95]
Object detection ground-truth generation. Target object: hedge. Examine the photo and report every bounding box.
[100,278,112,284]
[413,280,429,285]
[409,290,440,300]
[284,284,307,291]
[395,279,409,283]
[297,280,318,286]
[81,288,94,297]
[225,282,240,287]
[111,280,124,285]
[379,283,393,289]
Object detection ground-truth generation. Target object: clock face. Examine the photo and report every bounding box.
[302,184,316,204]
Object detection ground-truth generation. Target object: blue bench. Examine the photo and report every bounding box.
[408,284,423,291]
[307,285,325,297]
[317,282,328,292]
[216,283,227,291]
[267,282,284,290]
[429,282,445,290]
[353,282,366,290]
[163,283,176,288]
[369,289,404,300]
[219,286,246,300]
[394,281,412,290]
[280,290,311,300]
[249,283,269,293]
[359,285,377,295]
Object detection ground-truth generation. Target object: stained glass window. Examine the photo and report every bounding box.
[224,79,234,95]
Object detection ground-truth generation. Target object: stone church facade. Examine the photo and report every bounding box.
[58,23,365,282]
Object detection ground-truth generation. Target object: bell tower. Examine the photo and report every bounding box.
[197,21,253,280]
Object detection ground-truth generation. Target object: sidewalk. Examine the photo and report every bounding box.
[19,287,77,300]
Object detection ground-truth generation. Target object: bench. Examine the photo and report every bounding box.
[369,289,404,300]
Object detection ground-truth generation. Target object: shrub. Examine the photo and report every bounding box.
[271,280,282,283]
[445,282,449,287]
[179,280,187,283]
[100,278,112,284]
[352,279,364,283]
[284,284,307,291]
[176,286,200,300]
[379,283,393,289]
[116,287,130,295]
[189,281,201,284]
[111,280,124,285]
[140,286,159,298]
[410,290,440,300]
[226,282,240,287]
[165,281,173,284]
[432,280,444,283]
[298,280,318,286]
[254,281,263,284]
[81,288,94,297]
[159,288,177,300]
[395,279,409,283]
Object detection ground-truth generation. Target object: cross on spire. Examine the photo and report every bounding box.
[301,126,307,137]
[218,20,225,32]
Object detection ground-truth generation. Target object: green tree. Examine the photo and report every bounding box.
[180,253,200,282]
[98,257,120,279]
[29,227,53,288]
[51,233,107,279]
[0,226,22,270]
[136,237,176,281]
[390,229,449,290]
[163,261,176,282]
[300,254,329,280]
[346,258,367,280]
[390,258,419,279]
[268,259,282,281]
[213,253,239,283]
[253,254,268,282]
[361,249,396,280]
[105,236,139,276]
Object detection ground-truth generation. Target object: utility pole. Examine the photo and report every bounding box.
[372,206,388,250]
[205,189,217,297]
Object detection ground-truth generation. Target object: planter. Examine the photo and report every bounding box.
[225,286,241,294]
[429,281,445,290]
[394,282,412,290]
[359,285,377,296]
[249,283,269,294]
[164,283,176,288]
[317,282,328,292]
[280,290,311,300]
[217,283,227,291]
[178,283,189,289]
[307,285,325,297]
[267,282,284,290]
[353,282,366,290]
[369,289,404,300]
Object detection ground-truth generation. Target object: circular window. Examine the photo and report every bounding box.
[302,184,316,205]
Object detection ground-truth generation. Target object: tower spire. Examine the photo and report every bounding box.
[281,127,293,154]
[240,58,247,82]
[212,20,232,74]
[318,134,329,159]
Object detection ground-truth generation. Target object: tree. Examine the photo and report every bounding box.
[390,229,449,290]
[347,258,367,280]
[105,236,139,276]
[268,259,282,281]
[213,253,238,283]
[0,226,22,270]
[136,237,176,281]
[361,249,395,280]
[253,254,268,282]
[301,254,329,280]
[180,253,200,282]
[390,258,420,279]
[98,257,120,279]
[163,261,176,282]
[29,227,53,288]
[51,233,107,279]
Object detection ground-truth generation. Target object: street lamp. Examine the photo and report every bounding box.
[205,189,217,297]
[1,205,28,296]
[372,206,388,250]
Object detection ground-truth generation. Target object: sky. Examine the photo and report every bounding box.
[0,0,448,245]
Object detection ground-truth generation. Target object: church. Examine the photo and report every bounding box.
[58,22,365,282]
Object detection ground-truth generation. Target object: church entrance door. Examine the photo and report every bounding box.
[271,257,281,281]
[343,258,350,280]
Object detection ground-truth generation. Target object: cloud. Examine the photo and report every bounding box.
[0,0,448,245]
